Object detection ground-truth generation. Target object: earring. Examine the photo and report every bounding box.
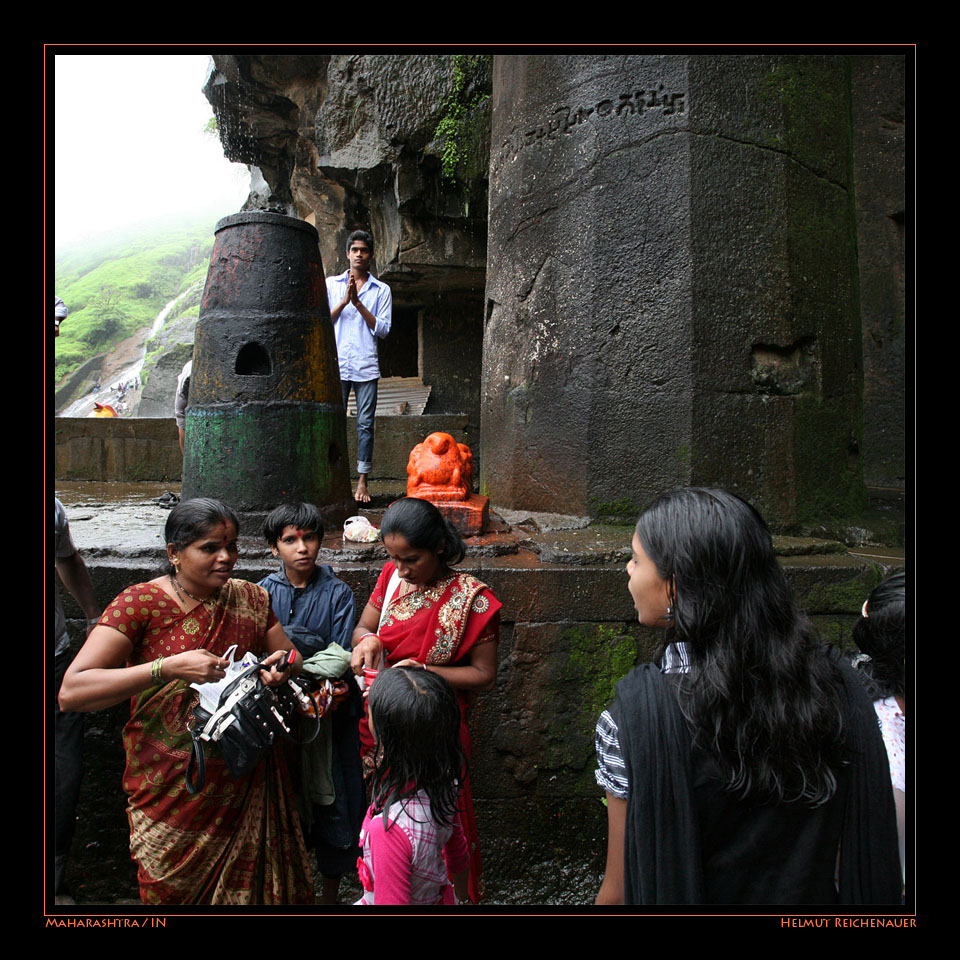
[663,605,675,623]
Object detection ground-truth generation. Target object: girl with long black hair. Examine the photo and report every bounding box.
[595,487,901,904]
[355,668,470,905]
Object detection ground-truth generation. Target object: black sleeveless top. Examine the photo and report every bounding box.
[609,660,901,905]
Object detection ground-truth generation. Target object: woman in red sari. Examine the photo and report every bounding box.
[60,498,314,905]
[351,498,501,903]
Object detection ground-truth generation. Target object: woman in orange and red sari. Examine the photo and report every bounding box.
[351,498,501,904]
[59,498,314,906]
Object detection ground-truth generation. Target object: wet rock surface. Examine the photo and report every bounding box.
[494,508,592,533]
[528,525,634,565]
[203,55,490,303]
[771,536,849,556]
[136,316,198,419]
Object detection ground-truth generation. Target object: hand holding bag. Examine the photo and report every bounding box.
[185,655,320,793]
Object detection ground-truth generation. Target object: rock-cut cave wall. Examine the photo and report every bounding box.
[203,54,491,431]
[204,53,906,523]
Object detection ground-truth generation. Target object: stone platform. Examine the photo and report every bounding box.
[53,482,904,907]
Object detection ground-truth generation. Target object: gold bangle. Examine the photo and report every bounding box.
[151,656,165,683]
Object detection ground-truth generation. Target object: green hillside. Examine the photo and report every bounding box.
[54,216,217,382]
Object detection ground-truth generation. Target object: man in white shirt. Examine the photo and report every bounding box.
[326,230,392,503]
[54,296,68,336]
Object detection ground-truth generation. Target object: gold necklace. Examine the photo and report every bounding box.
[171,574,216,607]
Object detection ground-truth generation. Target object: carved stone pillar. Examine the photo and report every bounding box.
[482,55,865,525]
[182,212,352,524]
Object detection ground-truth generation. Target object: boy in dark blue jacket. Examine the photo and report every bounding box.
[260,503,362,904]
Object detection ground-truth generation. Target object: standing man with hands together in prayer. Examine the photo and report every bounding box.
[326,229,392,504]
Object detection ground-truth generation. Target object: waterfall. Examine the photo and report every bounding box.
[58,280,202,418]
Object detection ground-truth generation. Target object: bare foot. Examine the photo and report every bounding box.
[354,476,371,503]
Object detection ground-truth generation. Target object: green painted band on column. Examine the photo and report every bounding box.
[182,402,351,511]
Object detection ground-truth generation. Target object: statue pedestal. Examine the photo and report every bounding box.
[427,493,489,537]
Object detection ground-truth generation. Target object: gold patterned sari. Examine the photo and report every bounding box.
[102,579,313,905]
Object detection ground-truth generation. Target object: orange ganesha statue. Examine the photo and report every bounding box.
[406,432,474,501]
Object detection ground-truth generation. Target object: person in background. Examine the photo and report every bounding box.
[53,497,100,903]
[326,229,392,504]
[174,359,192,454]
[54,296,68,337]
[853,571,907,881]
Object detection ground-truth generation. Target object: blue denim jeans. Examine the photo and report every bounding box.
[342,379,377,475]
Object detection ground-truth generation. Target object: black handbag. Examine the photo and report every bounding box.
[185,657,320,794]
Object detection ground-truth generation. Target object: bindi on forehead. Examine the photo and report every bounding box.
[203,523,236,543]
[282,525,316,539]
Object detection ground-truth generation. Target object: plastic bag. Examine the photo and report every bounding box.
[190,644,261,712]
[343,515,380,543]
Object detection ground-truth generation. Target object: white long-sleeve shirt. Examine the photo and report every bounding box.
[326,271,392,382]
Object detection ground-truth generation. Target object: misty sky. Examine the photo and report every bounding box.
[52,54,250,248]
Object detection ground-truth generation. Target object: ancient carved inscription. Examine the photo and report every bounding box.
[494,84,686,174]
